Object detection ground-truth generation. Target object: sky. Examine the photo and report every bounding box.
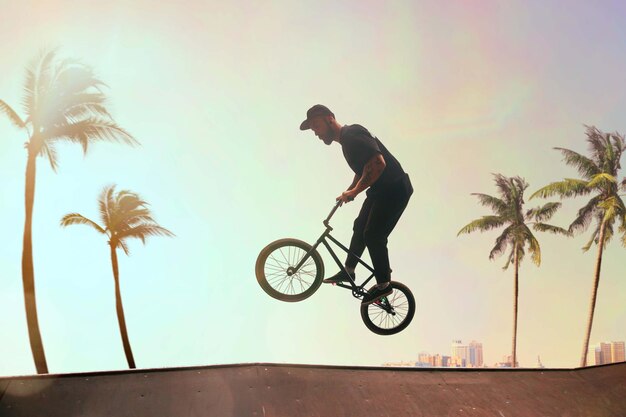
[0,0,625,376]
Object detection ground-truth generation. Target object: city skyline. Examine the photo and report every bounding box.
[387,340,626,368]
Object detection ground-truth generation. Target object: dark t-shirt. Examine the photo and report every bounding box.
[339,124,406,194]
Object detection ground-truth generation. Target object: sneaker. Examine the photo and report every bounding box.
[361,283,393,305]
[322,270,355,284]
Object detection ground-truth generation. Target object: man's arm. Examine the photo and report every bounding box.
[353,154,386,194]
[348,174,359,190]
[338,154,386,203]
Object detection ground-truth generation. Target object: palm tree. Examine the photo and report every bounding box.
[458,174,570,368]
[0,50,137,373]
[530,126,626,367]
[60,185,173,369]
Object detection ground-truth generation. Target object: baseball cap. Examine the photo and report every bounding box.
[299,104,335,130]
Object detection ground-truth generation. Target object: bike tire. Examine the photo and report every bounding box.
[255,238,324,302]
[360,281,415,335]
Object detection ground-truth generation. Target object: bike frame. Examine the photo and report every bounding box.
[291,201,377,299]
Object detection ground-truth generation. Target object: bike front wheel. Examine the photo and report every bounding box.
[360,281,415,335]
[255,238,324,302]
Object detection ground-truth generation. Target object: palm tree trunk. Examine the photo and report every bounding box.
[109,243,136,369]
[512,246,519,368]
[580,219,607,367]
[22,151,48,374]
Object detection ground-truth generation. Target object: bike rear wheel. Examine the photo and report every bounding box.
[255,238,324,302]
[360,281,415,335]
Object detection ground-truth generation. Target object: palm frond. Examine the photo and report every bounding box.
[65,102,112,122]
[598,197,622,222]
[0,99,25,128]
[554,147,600,179]
[112,238,131,256]
[36,49,59,89]
[114,209,156,231]
[118,223,175,244]
[489,225,513,260]
[493,175,528,207]
[569,196,601,234]
[533,223,571,236]
[530,179,590,200]
[116,191,147,211]
[581,218,602,252]
[54,64,107,96]
[526,202,562,222]
[21,67,37,119]
[458,216,505,236]
[611,134,626,170]
[586,173,617,190]
[493,174,512,202]
[526,231,541,266]
[43,118,137,155]
[616,195,626,216]
[516,244,526,264]
[511,176,530,200]
[471,193,507,215]
[107,190,148,231]
[502,249,515,270]
[98,185,116,229]
[39,142,59,172]
[584,125,607,166]
[60,213,106,234]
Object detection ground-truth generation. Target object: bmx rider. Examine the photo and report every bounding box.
[299,104,413,305]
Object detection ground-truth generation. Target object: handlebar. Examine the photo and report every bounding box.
[323,200,343,227]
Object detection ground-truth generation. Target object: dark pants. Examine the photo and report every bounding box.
[345,174,413,284]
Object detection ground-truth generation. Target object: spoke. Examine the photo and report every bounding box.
[267,276,289,286]
[266,267,287,276]
[371,308,385,323]
[367,287,411,330]
[271,276,289,288]
[266,273,289,283]
[269,254,290,268]
[276,279,289,294]
[288,245,292,268]
[263,244,322,296]
[278,247,290,266]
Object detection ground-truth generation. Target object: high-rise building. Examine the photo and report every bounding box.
[590,347,602,366]
[451,340,468,367]
[449,356,465,367]
[600,343,612,364]
[418,352,433,367]
[432,354,443,367]
[469,341,484,367]
[611,341,625,363]
[451,340,483,367]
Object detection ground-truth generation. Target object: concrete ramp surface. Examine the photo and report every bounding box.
[1,362,625,416]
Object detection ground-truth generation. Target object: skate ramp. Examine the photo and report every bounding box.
[0,362,624,416]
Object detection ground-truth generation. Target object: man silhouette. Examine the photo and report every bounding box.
[300,104,413,305]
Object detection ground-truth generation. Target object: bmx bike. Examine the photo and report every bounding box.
[255,201,415,335]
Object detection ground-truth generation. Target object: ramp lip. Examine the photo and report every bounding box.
[1,361,623,381]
